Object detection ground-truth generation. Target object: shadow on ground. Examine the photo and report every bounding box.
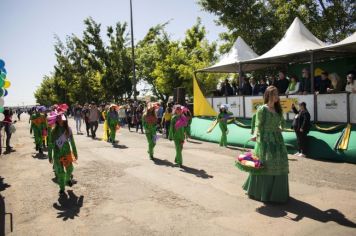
[257,197,356,228]
[53,190,84,221]
[0,177,12,236]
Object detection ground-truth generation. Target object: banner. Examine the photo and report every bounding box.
[227,96,244,117]
[251,97,296,113]
[350,94,356,124]
[317,93,347,123]
[193,77,217,116]
[212,97,227,114]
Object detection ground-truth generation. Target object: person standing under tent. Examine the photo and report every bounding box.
[48,112,78,195]
[169,105,187,168]
[142,103,158,159]
[217,104,233,147]
[243,86,289,203]
[292,102,311,157]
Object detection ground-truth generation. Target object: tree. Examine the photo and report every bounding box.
[198,0,356,55]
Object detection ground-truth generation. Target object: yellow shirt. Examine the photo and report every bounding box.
[163,112,172,121]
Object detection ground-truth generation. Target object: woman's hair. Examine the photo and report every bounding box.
[167,107,172,113]
[264,86,282,115]
[290,75,299,82]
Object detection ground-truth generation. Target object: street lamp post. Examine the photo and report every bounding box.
[130,0,137,100]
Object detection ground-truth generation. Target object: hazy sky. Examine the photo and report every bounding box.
[0,0,226,106]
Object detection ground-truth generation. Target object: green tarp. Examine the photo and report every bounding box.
[190,117,356,164]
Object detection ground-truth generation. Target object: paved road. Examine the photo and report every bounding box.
[1,114,356,236]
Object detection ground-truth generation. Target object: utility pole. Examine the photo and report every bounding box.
[130,0,137,100]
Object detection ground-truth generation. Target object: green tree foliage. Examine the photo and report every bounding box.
[35,17,133,105]
[35,17,221,105]
[198,0,356,54]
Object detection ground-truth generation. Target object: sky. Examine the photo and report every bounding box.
[0,0,227,106]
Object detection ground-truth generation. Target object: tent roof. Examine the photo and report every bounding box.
[198,36,259,73]
[318,32,356,53]
[242,17,327,67]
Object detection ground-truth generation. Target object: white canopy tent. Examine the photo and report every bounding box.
[198,36,259,73]
[317,31,356,53]
[243,17,327,66]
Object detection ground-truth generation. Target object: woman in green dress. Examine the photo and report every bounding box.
[169,105,187,167]
[243,86,289,203]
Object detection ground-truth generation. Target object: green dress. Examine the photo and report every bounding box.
[217,111,233,147]
[243,105,289,203]
[30,113,47,150]
[142,113,157,159]
[169,114,186,165]
[48,126,78,192]
[107,110,119,143]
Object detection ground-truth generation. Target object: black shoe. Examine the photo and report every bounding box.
[59,190,65,195]
[39,148,43,154]
[67,180,73,187]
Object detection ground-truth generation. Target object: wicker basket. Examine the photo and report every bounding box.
[235,140,264,174]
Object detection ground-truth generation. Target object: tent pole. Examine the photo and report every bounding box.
[238,63,242,93]
[310,51,314,93]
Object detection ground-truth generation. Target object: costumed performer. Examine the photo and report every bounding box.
[217,104,233,147]
[169,105,187,167]
[142,103,158,159]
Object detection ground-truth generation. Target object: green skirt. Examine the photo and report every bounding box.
[243,174,289,203]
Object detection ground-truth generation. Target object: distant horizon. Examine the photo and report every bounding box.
[0,0,227,106]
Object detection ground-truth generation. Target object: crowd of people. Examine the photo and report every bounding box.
[24,101,193,195]
[218,69,356,96]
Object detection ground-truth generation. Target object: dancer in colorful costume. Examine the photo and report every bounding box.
[30,106,47,154]
[169,105,187,167]
[107,104,119,145]
[142,103,158,159]
[48,109,78,195]
[217,104,233,147]
[184,108,192,141]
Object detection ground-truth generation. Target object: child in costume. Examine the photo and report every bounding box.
[48,111,78,195]
[169,105,187,167]
[142,103,158,159]
[107,104,119,145]
[30,106,47,154]
[217,104,233,147]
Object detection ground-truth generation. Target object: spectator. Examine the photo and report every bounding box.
[240,76,252,95]
[258,77,268,95]
[285,75,300,95]
[3,108,15,153]
[250,77,260,96]
[82,103,91,137]
[291,102,311,157]
[73,103,82,134]
[118,105,126,127]
[135,104,144,134]
[220,79,233,96]
[276,71,289,94]
[316,71,331,94]
[327,73,343,93]
[345,73,356,93]
[231,81,239,95]
[89,102,100,139]
[298,68,311,94]
[268,76,278,87]
[162,106,172,139]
